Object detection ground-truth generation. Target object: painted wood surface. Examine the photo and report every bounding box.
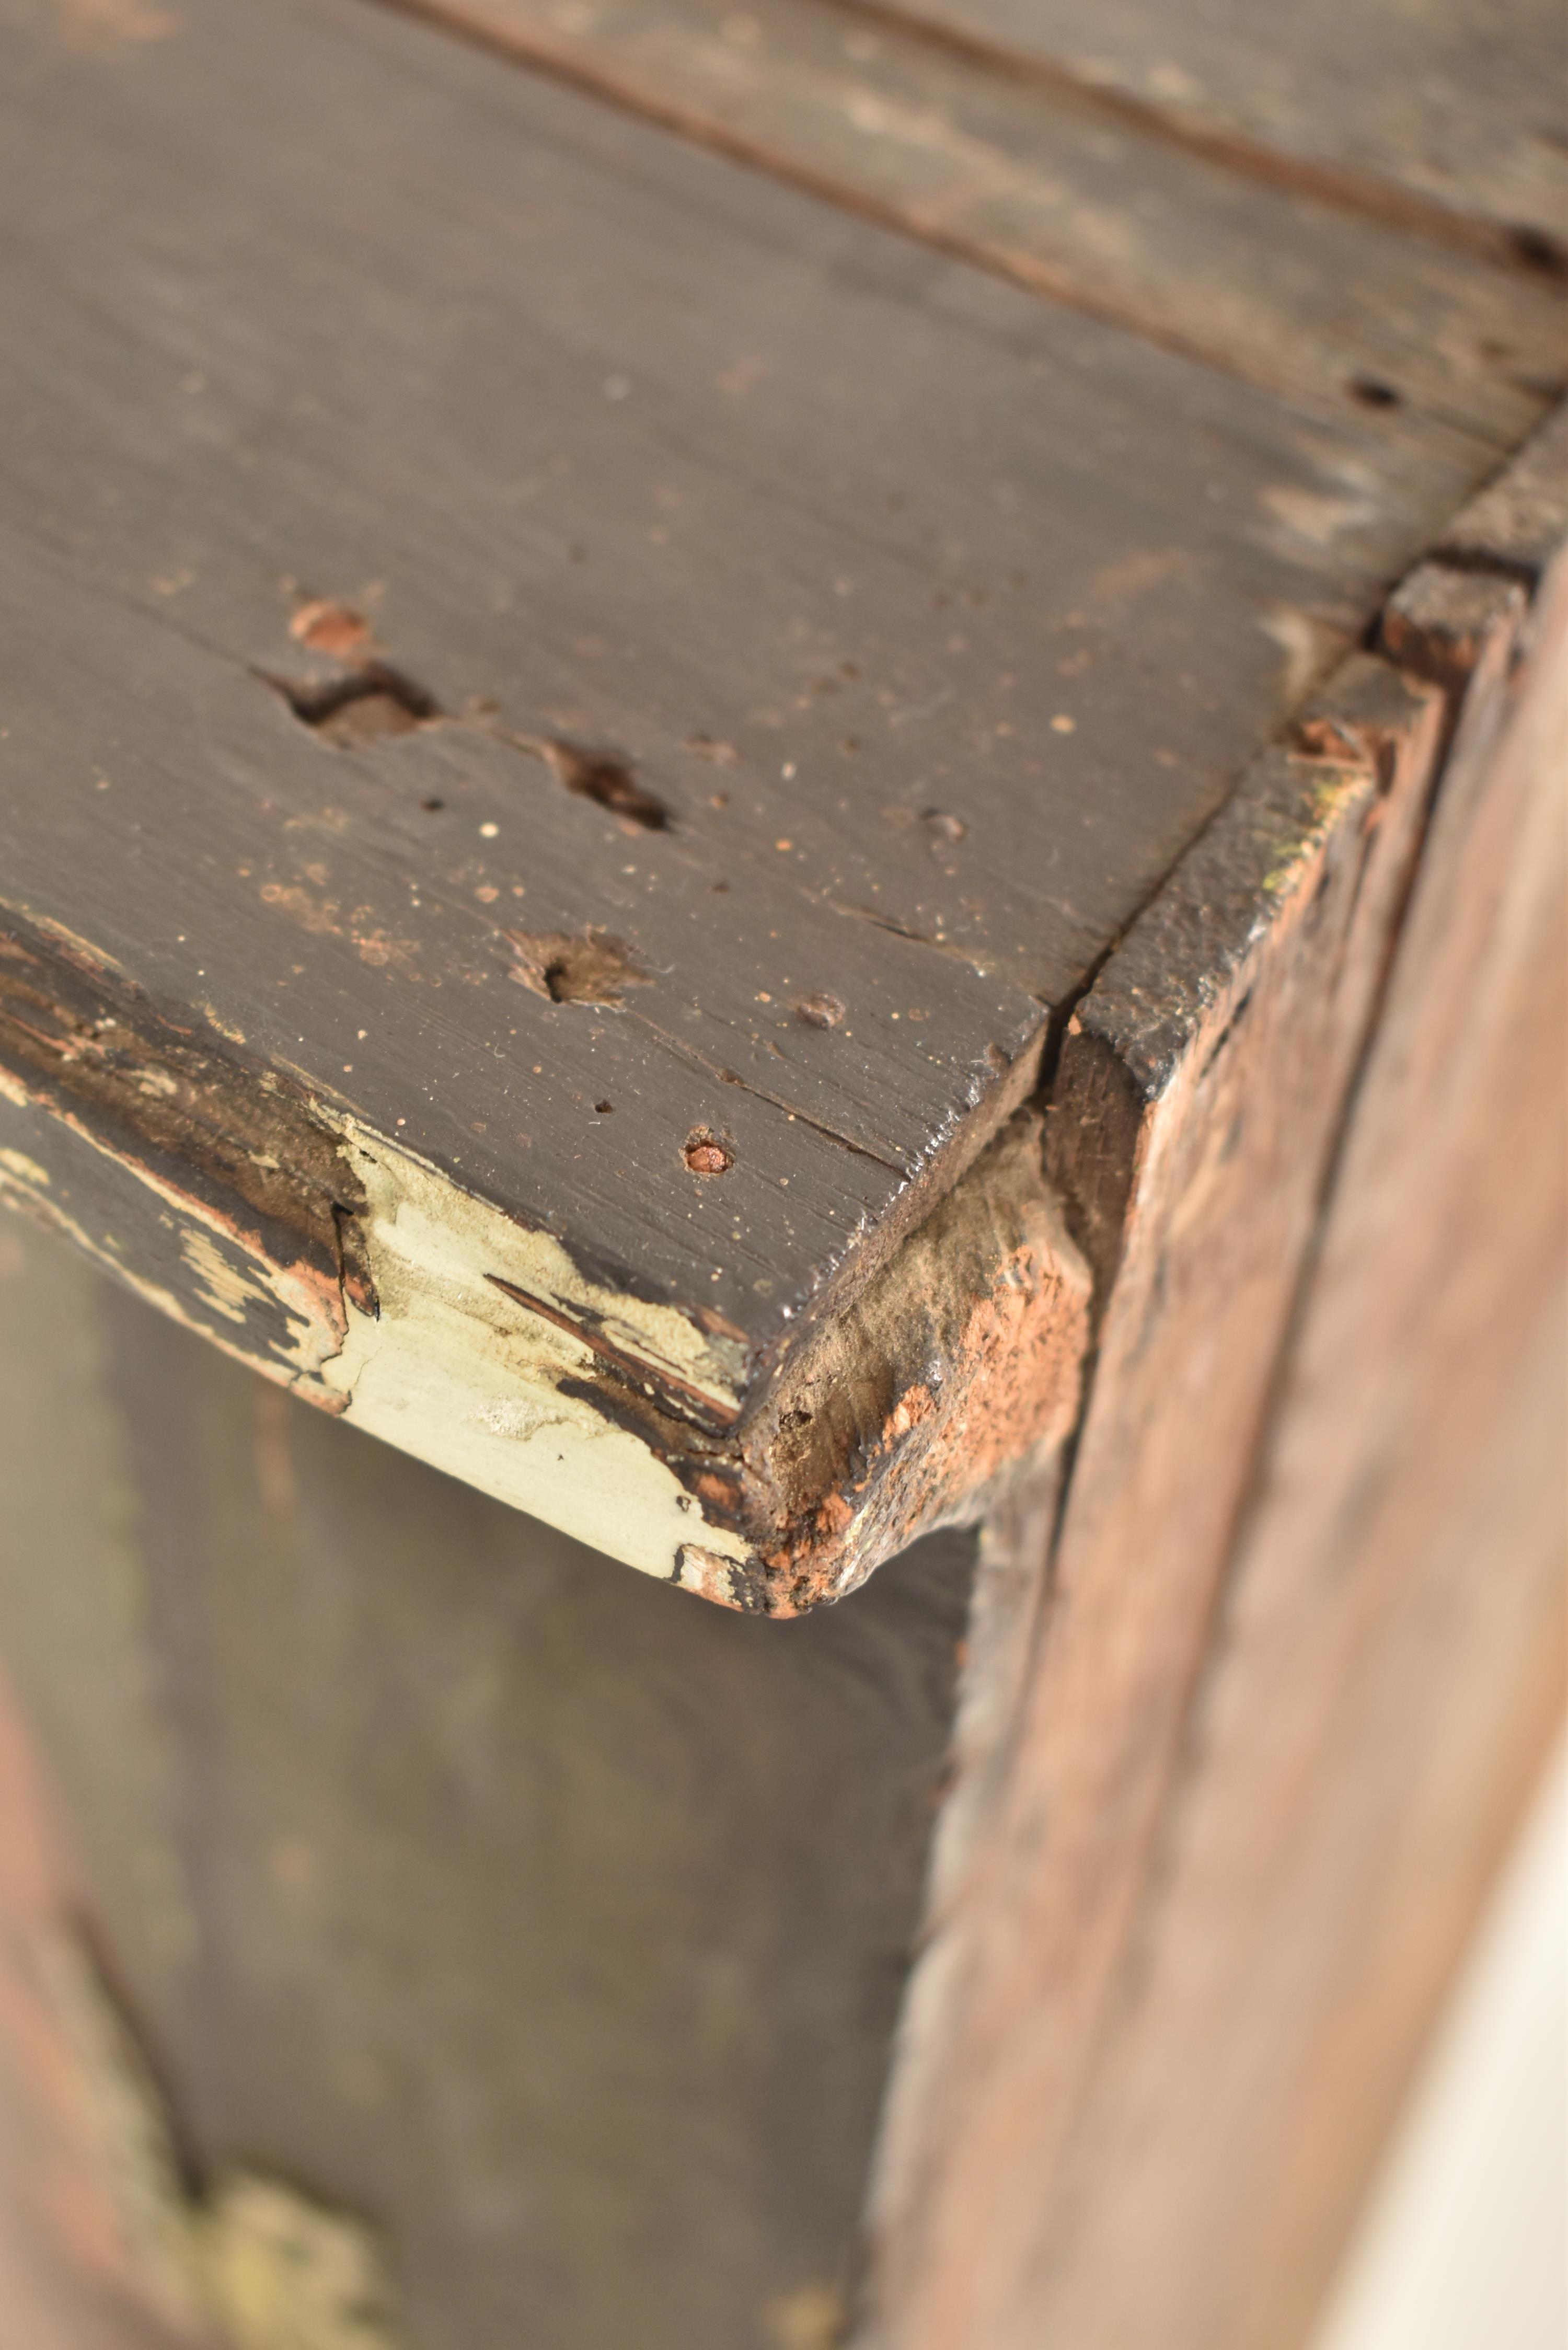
[864,409,1568,2350]
[0,1210,974,2350]
[886,0,1568,257]
[0,0,1520,1599]
[377,0,1568,441]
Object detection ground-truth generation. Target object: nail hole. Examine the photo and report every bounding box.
[1349,375,1401,409]
[923,809,966,842]
[419,797,445,813]
[545,740,667,830]
[796,994,846,1029]
[503,930,646,1007]
[594,1099,614,1114]
[683,1128,733,1175]
[1509,224,1568,279]
[269,664,441,747]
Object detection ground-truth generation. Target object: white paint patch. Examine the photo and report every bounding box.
[0,1146,50,1188]
[321,1126,756,1586]
[179,1225,278,1328]
[474,1395,572,1442]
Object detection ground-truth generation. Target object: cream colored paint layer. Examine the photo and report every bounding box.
[322,1126,755,1585]
[0,1081,342,1387]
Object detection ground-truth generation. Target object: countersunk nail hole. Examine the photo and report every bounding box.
[1349,375,1401,408]
[796,994,846,1029]
[684,1129,733,1175]
[923,809,966,842]
[504,929,645,1007]
[546,740,668,830]
[270,663,441,747]
[594,1099,614,1114]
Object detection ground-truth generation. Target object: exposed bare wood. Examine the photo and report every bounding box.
[865,413,1561,2350]
[980,546,1568,2350]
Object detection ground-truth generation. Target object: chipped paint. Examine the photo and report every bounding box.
[318,1122,757,1585]
[0,1086,345,1389]
[0,919,1091,1609]
[0,1145,50,1188]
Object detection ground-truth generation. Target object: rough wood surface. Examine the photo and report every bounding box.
[863,409,1568,2350]
[0,0,1502,1598]
[961,545,1568,2350]
[864,641,1449,2348]
[376,0,1568,442]
[884,0,1568,258]
[0,1212,975,2350]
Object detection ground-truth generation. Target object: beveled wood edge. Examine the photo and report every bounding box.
[2,411,1562,1611]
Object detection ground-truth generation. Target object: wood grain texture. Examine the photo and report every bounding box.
[864,643,1450,2348]
[0,1211,975,2350]
[0,0,1497,1595]
[966,541,1568,2350]
[863,408,1568,2350]
[884,0,1568,257]
[374,0,1568,444]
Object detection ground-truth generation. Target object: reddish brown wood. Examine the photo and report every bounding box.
[864,453,1568,2350]
[1003,551,1567,2350]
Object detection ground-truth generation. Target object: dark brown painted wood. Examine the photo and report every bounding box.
[883,0,1568,259]
[377,0,1567,445]
[0,0,1514,1594]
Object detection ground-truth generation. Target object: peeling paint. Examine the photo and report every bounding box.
[318,1122,756,1584]
[0,918,1091,1610]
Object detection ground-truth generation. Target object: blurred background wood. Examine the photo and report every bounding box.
[0,1216,973,2348]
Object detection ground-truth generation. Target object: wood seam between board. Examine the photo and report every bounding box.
[810,0,1568,277]
[360,0,1295,398]
[364,0,1568,296]
[356,0,1555,423]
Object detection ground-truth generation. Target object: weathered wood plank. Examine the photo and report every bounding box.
[954,542,1568,2350]
[0,0,1494,1600]
[863,404,1568,2348]
[883,0,1568,258]
[375,0,1567,444]
[0,1211,975,2350]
